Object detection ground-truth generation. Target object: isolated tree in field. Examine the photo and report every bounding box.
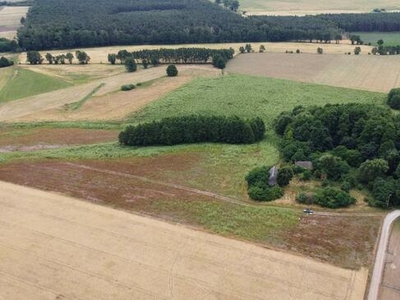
[45,53,54,64]
[65,52,74,64]
[75,50,90,64]
[166,64,178,76]
[259,45,265,52]
[26,51,43,65]
[212,55,226,69]
[377,39,384,46]
[142,58,149,69]
[354,47,361,55]
[125,57,137,72]
[245,44,253,53]
[107,53,117,65]
[239,46,245,53]
[317,47,323,54]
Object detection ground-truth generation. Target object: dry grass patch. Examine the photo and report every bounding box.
[0,6,29,39]
[226,53,400,92]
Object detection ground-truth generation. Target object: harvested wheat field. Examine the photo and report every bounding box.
[0,65,218,122]
[17,41,371,64]
[226,53,400,92]
[0,6,29,39]
[0,180,367,300]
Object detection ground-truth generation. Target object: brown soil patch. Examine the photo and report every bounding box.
[0,155,210,211]
[0,127,118,151]
[226,52,399,92]
[282,214,382,269]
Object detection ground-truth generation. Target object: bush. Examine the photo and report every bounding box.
[245,166,270,186]
[388,88,400,109]
[166,64,178,77]
[125,57,137,72]
[248,185,283,201]
[0,56,13,68]
[299,169,312,181]
[277,166,294,187]
[315,188,356,208]
[121,84,135,91]
[296,192,315,204]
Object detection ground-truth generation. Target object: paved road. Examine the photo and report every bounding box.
[367,210,400,300]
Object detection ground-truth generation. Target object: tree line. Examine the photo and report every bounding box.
[16,0,400,51]
[119,115,265,146]
[26,50,90,64]
[274,103,400,208]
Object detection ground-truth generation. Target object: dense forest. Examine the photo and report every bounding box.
[17,0,400,50]
[273,103,400,208]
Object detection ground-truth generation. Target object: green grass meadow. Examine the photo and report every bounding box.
[354,32,400,46]
[129,74,385,125]
[0,67,71,103]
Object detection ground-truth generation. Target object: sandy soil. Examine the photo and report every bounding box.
[0,6,29,39]
[226,53,400,92]
[379,220,400,300]
[0,180,367,299]
[0,64,218,122]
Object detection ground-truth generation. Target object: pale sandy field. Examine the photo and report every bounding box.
[240,0,400,15]
[226,52,400,92]
[0,180,368,300]
[0,6,29,39]
[17,41,372,64]
[0,64,220,122]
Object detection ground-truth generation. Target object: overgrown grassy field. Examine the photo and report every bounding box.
[0,67,71,103]
[130,74,385,125]
[354,32,400,46]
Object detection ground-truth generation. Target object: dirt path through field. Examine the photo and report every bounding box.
[0,65,218,122]
[0,180,368,299]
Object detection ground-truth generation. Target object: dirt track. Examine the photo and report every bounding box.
[0,181,367,299]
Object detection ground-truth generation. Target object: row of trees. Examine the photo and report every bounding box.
[16,0,400,50]
[119,115,265,146]
[274,103,400,208]
[26,50,90,65]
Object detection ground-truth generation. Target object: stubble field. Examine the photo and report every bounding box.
[0,6,29,39]
[226,53,400,92]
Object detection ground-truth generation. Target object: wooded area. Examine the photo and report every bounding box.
[16,0,400,50]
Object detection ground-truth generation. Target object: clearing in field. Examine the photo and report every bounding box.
[17,41,372,64]
[226,53,400,93]
[0,6,29,39]
[0,67,71,103]
[240,0,400,15]
[0,181,368,300]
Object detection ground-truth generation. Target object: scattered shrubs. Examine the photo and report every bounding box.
[166,64,178,77]
[314,188,356,208]
[119,115,265,146]
[121,84,135,91]
[387,88,400,110]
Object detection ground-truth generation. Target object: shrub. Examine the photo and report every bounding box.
[245,166,270,186]
[166,64,178,77]
[299,169,312,181]
[296,192,315,204]
[121,84,135,91]
[248,185,283,201]
[277,166,294,187]
[315,188,356,208]
[388,91,400,110]
[0,56,13,68]
[125,57,137,72]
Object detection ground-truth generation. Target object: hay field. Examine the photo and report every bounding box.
[0,180,368,300]
[18,41,372,64]
[0,64,219,122]
[0,6,29,39]
[226,53,400,92]
[240,0,400,15]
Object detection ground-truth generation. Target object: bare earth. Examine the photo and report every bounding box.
[226,53,400,92]
[0,64,219,122]
[0,181,367,300]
